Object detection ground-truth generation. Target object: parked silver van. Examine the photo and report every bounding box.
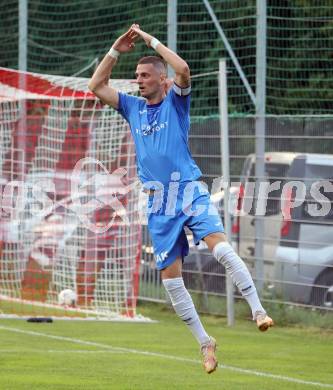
[274,154,333,308]
[235,152,299,280]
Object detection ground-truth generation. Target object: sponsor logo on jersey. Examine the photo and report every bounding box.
[135,121,168,136]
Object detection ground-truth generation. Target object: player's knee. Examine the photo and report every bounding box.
[204,232,227,252]
[161,257,183,279]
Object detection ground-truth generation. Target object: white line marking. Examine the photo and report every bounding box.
[0,348,125,354]
[0,325,332,388]
[46,349,126,354]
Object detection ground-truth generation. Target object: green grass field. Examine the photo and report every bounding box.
[0,302,332,390]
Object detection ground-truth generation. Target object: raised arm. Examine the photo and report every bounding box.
[88,26,138,109]
[131,27,190,89]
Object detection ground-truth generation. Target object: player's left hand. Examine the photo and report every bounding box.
[131,26,154,48]
[112,24,140,53]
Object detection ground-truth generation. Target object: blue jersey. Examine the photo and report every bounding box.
[117,84,202,188]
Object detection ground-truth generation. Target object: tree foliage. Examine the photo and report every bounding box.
[0,0,332,116]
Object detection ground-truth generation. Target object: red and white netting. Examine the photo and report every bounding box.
[0,67,145,320]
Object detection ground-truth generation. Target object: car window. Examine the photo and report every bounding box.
[303,164,332,187]
[302,164,333,221]
[265,164,290,216]
[246,163,290,216]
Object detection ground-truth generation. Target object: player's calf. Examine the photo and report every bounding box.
[212,241,274,331]
[162,277,211,345]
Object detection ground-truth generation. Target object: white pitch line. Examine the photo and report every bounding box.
[0,325,332,389]
[47,349,126,354]
[0,348,126,354]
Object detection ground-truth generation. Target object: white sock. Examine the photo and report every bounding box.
[162,277,210,345]
[212,242,265,319]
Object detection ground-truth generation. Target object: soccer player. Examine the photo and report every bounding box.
[88,25,273,374]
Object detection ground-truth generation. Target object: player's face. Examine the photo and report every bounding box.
[135,64,165,100]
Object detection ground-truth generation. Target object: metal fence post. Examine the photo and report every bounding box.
[167,0,177,78]
[254,0,267,293]
[219,58,235,326]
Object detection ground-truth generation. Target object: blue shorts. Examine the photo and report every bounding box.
[146,181,224,270]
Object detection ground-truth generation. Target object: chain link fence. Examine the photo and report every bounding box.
[1,1,332,318]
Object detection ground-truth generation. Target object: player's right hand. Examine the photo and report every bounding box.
[130,26,153,48]
[112,24,139,53]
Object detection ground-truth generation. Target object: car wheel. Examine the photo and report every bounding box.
[310,269,333,308]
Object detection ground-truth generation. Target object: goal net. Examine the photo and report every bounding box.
[0,67,144,320]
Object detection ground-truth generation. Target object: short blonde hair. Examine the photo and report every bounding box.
[137,56,167,74]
